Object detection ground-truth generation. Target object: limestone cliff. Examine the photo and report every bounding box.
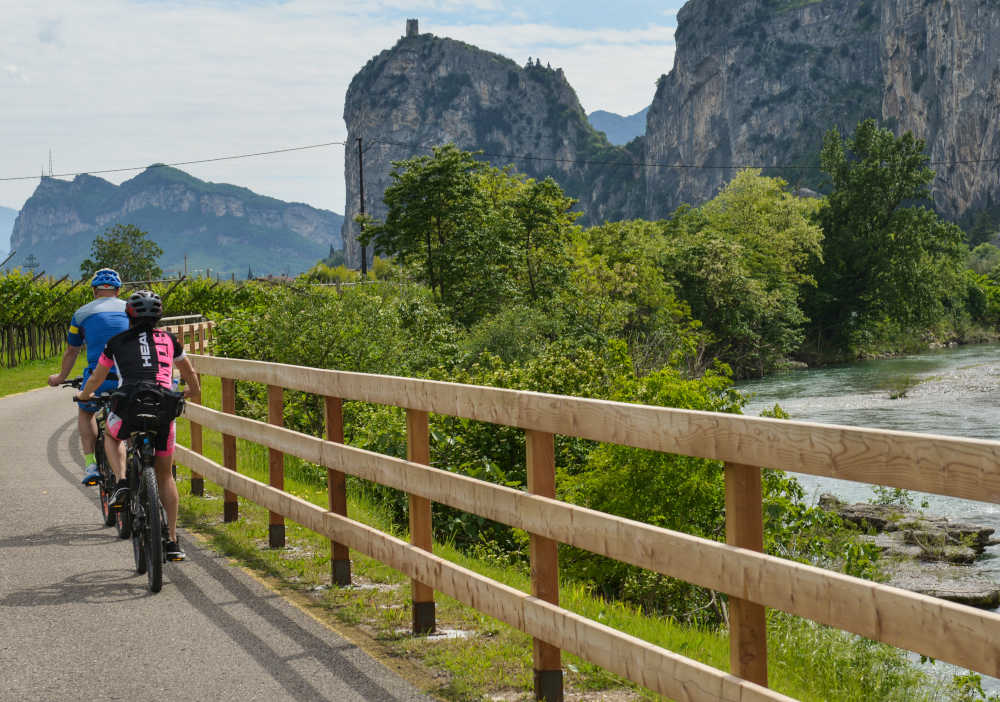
[9,167,344,277]
[342,3,1000,263]
[342,28,642,268]
[646,0,1000,220]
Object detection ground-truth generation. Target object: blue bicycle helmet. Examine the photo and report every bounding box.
[91,268,122,288]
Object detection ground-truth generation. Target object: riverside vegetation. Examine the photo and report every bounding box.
[7,120,1000,699]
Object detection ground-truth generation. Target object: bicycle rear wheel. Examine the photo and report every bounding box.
[96,445,116,527]
[140,465,163,593]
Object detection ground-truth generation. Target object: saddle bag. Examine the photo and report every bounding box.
[111,381,186,431]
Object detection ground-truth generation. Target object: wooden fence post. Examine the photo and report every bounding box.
[325,396,351,586]
[267,384,285,547]
[221,377,238,522]
[724,461,768,687]
[189,373,204,496]
[526,429,562,702]
[406,408,435,634]
[198,322,206,353]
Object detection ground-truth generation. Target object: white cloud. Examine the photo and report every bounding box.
[4,65,29,83]
[0,1,679,215]
[37,18,63,45]
[434,22,675,113]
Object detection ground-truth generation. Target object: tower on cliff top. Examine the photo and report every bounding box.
[406,19,419,37]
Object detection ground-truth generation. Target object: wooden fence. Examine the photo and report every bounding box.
[167,349,1000,702]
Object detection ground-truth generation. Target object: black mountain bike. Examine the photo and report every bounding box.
[63,378,121,533]
[71,381,175,593]
[125,422,170,593]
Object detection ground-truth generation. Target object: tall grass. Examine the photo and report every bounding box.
[0,351,86,398]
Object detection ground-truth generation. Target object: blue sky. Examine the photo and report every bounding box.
[1,0,684,222]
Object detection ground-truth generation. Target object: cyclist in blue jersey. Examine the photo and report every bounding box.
[48,268,129,485]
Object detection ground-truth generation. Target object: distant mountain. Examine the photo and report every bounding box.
[0,206,17,258]
[587,107,649,146]
[8,167,343,278]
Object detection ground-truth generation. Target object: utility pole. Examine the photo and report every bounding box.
[358,136,367,278]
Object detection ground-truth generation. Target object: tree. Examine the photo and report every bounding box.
[364,145,578,325]
[806,120,966,351]
[80,223,163,282]
[661,170,824,377]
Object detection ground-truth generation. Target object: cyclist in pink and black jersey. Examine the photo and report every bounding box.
[77,290,200,561]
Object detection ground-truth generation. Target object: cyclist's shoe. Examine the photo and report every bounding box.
[164,540,186,562]
[108,482,129,511]
[81,463,101,486]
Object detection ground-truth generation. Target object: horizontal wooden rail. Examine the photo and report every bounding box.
[174,444,796,702]
[182,402,1000,677]
[186,354,1000,505]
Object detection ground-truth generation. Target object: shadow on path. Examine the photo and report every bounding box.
[170,545,419,701]
[0,569,149,606]
[0,522,119,550]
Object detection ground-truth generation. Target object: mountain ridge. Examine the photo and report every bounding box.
[587,107,649,146]
[8,167,343,277]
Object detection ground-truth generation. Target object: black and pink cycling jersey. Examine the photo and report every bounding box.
[98,326,185,456]
[98,327,185,389]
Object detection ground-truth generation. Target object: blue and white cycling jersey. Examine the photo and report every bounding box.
[67,297,129,375]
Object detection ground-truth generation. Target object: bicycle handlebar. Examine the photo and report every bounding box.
[62,378,113,406]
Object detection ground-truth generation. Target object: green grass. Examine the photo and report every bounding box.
[173,376,961,701]
[0,352,86,398]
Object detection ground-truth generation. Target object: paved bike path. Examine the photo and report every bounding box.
[0,387,435,702]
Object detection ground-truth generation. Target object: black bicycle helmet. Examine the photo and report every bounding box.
[126,289,163,322]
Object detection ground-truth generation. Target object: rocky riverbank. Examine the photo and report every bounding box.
[819,494,1000,608]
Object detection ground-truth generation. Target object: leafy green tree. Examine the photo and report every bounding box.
[80,223,163,282]
[568,220,708,374]
[661,170,824,376]
[363,145,578,325]
[968,243,1000,275]
[806,120,966,351]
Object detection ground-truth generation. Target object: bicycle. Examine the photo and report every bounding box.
[72,382,177,593]
[62,377,123,534]
[124,416,170,593]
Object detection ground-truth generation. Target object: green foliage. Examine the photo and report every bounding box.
[80,223,163,281]
[968,243,1000,275]
[302,262,359,285]
[569,219,709,374]
[662,170,824,376]
[0,270,92,327]
[806,120,967,353]
[363,144,579,326]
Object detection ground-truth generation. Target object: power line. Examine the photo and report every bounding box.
[0,141,346,182]
[4,135,1000,184]
[371,138,1000,171]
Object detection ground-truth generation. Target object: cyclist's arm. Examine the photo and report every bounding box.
[176,357,201,399]
[48,344,82,386]
[77,362,110,401]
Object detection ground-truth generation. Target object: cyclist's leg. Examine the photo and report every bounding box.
[77,407,98,454]
[154,421,179,542]
[104,413,130,508]
[78,407,101,484]
[78,377,117,482]
[104,415,128,482]
[77,368,99,461]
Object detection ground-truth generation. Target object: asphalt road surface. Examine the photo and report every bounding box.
[0,386,436,702]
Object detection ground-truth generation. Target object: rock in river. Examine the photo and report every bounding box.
[818,493,1000,609]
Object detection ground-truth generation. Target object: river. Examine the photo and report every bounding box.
[737,343,1000,691]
